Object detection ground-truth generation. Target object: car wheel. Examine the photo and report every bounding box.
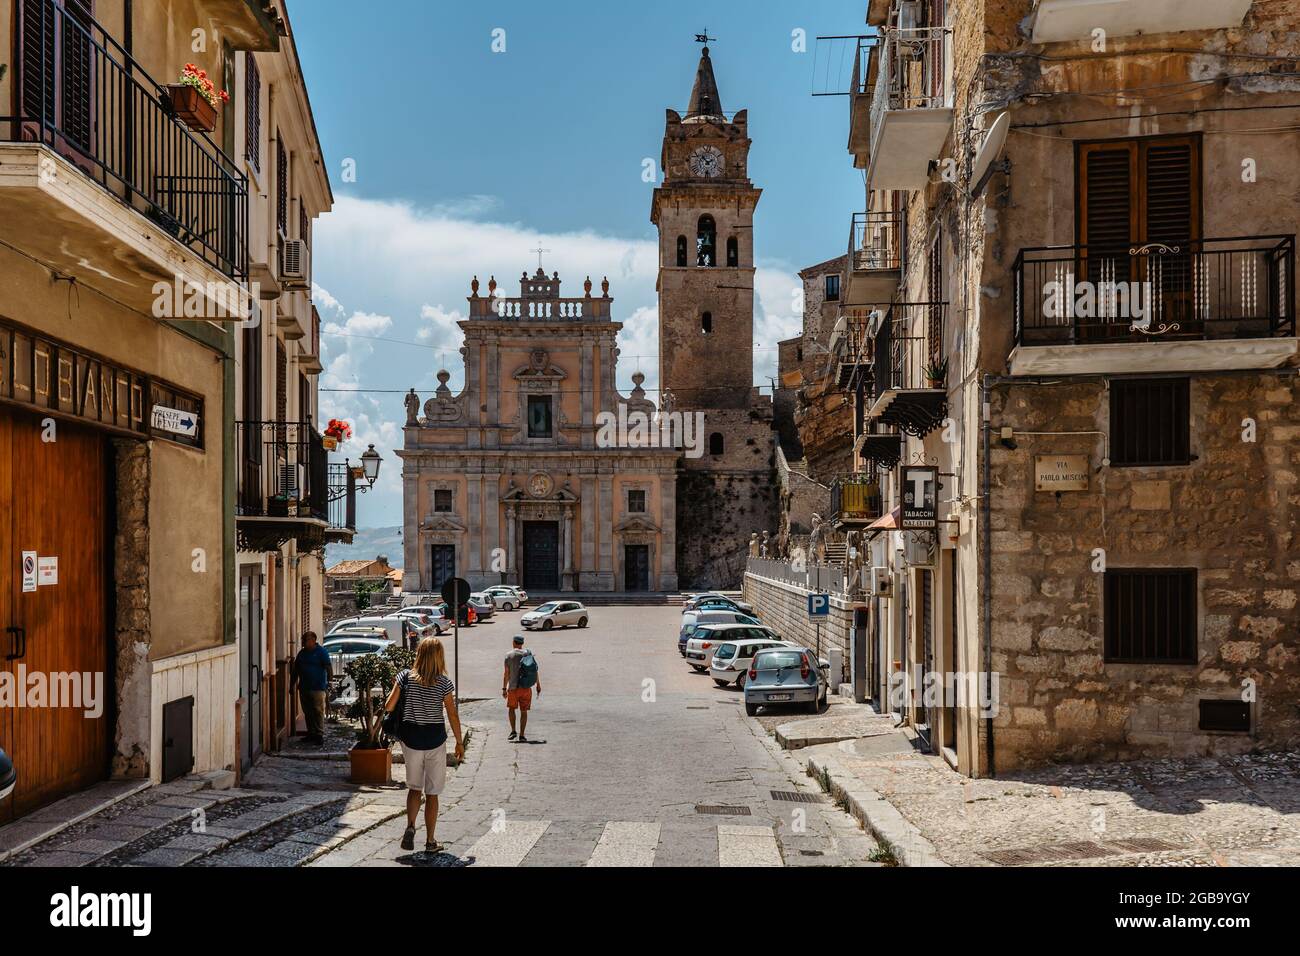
[690,665,706,673]
[806,698,819,714]
[543,619,553,631]
[578,617,588,628]
[734,673,746,689]
[745,703,759,717]
[504,602,514,611]
[712,679,728,687]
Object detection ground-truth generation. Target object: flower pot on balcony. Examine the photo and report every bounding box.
[267,495,290,517]
[165,84,217,132]
[348,744,392,785]
[322,435,339,451]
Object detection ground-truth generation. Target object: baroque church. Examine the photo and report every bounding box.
[398,44,776,593]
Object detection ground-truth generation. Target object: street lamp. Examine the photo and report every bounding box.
[360,444,382,488]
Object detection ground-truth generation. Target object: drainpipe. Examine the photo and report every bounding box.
[980,374,995,777]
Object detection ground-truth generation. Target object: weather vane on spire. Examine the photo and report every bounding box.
[695,29,716,45]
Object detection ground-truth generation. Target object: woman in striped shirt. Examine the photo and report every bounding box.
[384,636,464,854]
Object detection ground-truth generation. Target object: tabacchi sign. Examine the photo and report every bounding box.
[900,466,938,530]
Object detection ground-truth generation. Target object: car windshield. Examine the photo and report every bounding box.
[755,651,804,669]
[535,603,559,613]
[714,644,738,660]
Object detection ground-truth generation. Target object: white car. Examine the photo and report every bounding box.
[481,585,527,610]
[389,607,449,635]
[520,600,589,631]
[709,636,794,689]
[328,616,414,646]
[322,632,395,706]
[685,623,782,673]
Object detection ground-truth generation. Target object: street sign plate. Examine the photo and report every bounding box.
[150,404,200,437]
[807,593,830,618]
[441,576,472,608]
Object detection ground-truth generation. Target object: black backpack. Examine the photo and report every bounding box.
[382,672,408,740]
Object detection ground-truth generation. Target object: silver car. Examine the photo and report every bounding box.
[743,646,830,716]
[520,601,589,630]
[482,585,527,610]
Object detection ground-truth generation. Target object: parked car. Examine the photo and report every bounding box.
[328,616,418,647]
[685,623,781,672]
[389,605,451,634]
[482,585,527,610]
[521,600,588,631]
[743,646,830,716]
[709,636,793,688]
[684,592,755,615]
[322,632,394,670]
[430,600,476,627]
[678,609,760,655]
[468,593,496,621]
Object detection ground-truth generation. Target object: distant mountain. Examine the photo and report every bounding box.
[325,526,404,569]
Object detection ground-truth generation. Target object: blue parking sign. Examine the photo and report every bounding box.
[807,593,830,618]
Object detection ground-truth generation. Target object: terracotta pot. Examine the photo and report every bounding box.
[166,85,218,132]
[348,745,392,785]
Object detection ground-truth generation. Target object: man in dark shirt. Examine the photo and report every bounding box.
[291,631,332,745]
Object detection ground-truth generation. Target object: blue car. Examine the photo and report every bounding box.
[743,646,830,717]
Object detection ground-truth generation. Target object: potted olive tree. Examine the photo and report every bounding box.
[344,643,414,785]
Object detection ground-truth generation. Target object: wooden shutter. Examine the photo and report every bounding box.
[276,136,288,237]
[1079,142,1136,252]
[61,0,93,153]
[20,0,57,124]
[926,232,943,366]
[276,343,287,424]
[241,323,262,420]
[1078,136,1200,247]
[245,53,261,169]
[1143,140,1197,244]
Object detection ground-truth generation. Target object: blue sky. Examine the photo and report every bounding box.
[292,0,868,528]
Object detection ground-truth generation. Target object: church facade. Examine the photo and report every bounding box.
[397,270,680,594]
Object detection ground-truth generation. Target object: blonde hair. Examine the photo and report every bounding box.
[412,636,446,686]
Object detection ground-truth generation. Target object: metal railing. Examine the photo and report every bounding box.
[829,473,884,524]
[870,27,949,148]
[1,0,248,279]
[747,557,845,595]
[1013,236,1295,346]
[871,302,947,403]
[327,462,357,535]
[236,421,327,522]
[849,211,902,273]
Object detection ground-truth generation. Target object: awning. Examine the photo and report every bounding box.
[865,506,900,536]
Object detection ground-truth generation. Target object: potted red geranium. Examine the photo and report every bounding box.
[165,64,229,132]
[322,418,351,451]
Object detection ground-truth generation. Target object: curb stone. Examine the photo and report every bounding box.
[805,750,948,867]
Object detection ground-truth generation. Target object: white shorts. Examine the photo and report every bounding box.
[401,742,448,795]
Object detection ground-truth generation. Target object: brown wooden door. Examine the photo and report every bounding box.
[0,408,111,823]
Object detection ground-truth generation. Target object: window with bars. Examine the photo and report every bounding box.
[245,53,261,170]
[1104,568,1198,663]
[301,579,311,636]
[276,135,288,238]
[433,489,453,513]
[1110,378,1190,466]
[627,490,646,513]
[300,199,310,248]
[926,232,943,366]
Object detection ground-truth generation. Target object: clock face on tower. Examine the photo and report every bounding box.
[688,146,725,179]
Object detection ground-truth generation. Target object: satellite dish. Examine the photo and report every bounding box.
[827,314,848,354]
[969,111,1010,199]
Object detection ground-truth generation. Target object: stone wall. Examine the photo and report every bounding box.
[112,439,151,779]
[743,570,852,682]
[988,373,1300,769]
[677,470,778,589]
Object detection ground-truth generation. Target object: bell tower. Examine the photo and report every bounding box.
[651,42,776,589]
[652,43,762,411]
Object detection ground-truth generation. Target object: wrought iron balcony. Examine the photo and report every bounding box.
[865,302,949,437]
[1011,236,1297,376]
[846,210,902,304]
[326,462,357,544]
[236,420,327,549]
[847,36,876,168]
[1,0,248,281]
[829,473,885,527]
[866,27,953,191]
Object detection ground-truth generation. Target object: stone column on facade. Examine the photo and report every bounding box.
[403,469,421,592]
[597,473,614,590]
[581,473,597,580]
[467,472,482,577]
[564,506,575,590]
[505,505,517,585]
[580,337,594,450]
[659,472,678,591]
[484,473,501,582]
[485,341,500,449]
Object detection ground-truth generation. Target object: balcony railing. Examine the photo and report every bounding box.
[871,303,947,403]
[327,462,357,537]
[2,0,248,279]
[829,473,884,525]
[849,211,902,273]
[236,421,327,523]
[1013,236,1295,347]
[869,27,949,145]
[468,296,612,321]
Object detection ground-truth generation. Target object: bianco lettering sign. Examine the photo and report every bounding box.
[1035,455,1089,492]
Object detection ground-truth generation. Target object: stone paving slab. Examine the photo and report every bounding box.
[0,779,151,861]
[800,733,1300,867]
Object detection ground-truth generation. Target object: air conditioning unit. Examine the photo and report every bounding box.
[280,238,311,288]
[869,566,891,596]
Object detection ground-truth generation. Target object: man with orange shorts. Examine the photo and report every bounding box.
[503,634,541,742]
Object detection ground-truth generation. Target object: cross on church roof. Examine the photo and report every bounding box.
[530,246,551,270]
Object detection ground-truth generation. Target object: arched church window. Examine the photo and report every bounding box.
[697,215,717,267]
[701,311,713,334]
[676,236,688,267]
[709,432,724,456]
[726,236,739,267]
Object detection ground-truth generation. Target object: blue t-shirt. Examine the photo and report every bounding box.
[294,645,332,692]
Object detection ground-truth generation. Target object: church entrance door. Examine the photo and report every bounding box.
[624,545,650,592]
[522,521,560,590]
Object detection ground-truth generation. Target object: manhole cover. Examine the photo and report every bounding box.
[695,805,752,816]
[686,706,710,710]
[770,790,826,804]
[552,651,582,655]
[799,849,824,857]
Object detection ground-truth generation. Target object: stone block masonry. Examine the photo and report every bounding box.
[678,471,778,589]
[743,571,852,671]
